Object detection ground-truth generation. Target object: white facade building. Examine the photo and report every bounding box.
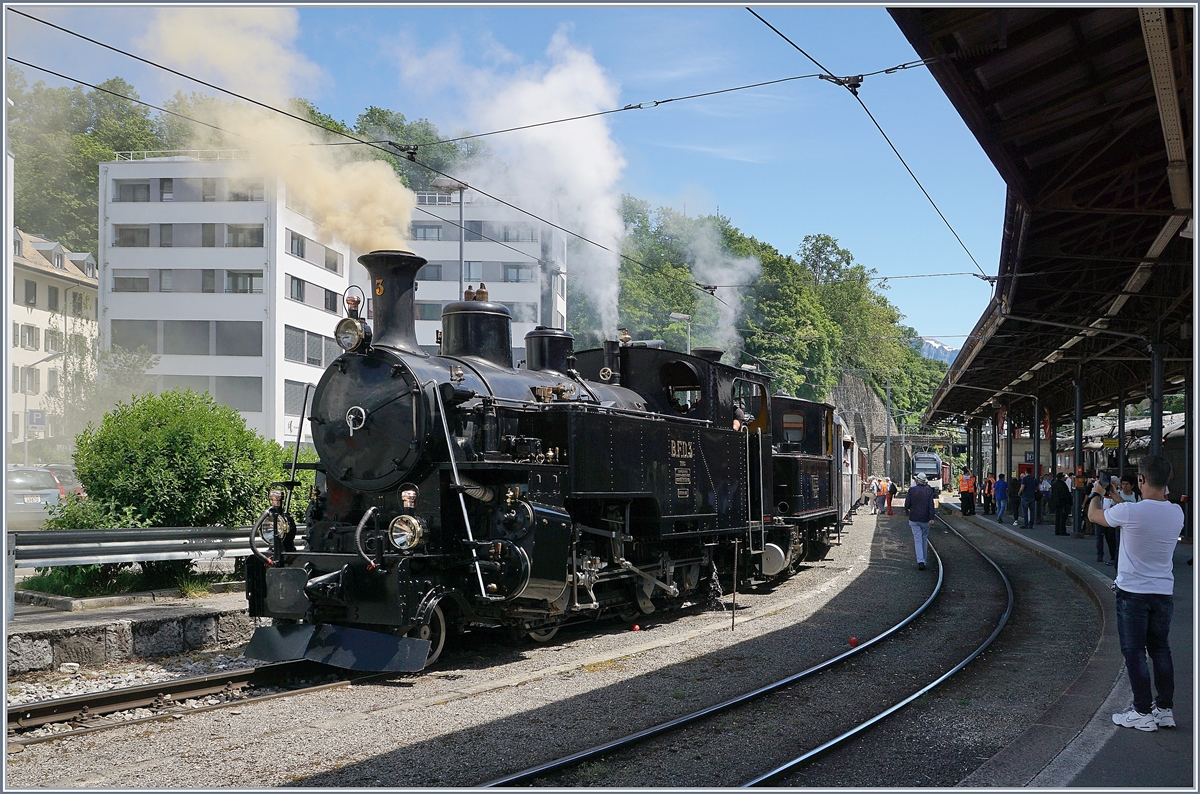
[99,151,356,446]
[406,190,567,361]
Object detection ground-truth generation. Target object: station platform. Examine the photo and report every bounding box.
[942,495,1193,788]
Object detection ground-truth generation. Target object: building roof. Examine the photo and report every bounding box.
[12,228,97,289]
[890,8,1193,427]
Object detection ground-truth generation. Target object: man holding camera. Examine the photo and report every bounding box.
[1087,454,1183,732]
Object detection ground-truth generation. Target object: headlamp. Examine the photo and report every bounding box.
[388,514,425,551]
[335,317,371,351]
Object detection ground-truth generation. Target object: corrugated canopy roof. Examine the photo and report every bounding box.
[890,8,1193,427]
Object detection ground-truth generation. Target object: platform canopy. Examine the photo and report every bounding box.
[890,8,1193,427]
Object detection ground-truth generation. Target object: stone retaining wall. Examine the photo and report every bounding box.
[7,610,258,674]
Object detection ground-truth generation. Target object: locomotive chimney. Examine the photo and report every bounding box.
[357,250,428,355]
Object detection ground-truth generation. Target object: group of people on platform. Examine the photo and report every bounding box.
[866,476,898,516]
[888,456,1182,735]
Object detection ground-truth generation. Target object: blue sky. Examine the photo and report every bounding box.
[6,5,1006,345]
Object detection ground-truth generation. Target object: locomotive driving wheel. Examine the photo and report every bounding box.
[409,604,446,668]
[526,625,559,643]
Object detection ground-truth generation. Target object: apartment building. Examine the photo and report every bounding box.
[9,228,98,451]
[408,190,568,361]
[100,151,355,446]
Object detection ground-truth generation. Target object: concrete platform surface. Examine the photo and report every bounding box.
[947,496,1193,789]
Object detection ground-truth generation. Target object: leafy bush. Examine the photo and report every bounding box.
[73,389,285,528]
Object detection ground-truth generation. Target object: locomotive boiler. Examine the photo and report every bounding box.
[245,249,844,671]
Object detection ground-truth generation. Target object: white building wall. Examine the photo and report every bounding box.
[99,154,355,445]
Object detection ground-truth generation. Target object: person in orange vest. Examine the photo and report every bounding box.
[981,473,996,515]
[959,470,977,516]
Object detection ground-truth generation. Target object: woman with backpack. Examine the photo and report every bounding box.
[886,477,898,516]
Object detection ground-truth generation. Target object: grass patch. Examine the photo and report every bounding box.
[18,564,238,599]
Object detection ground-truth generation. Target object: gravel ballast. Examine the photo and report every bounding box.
[8,511,931,789]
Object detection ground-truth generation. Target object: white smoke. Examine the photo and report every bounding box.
[399,28,626,335]
[140,8,416,252]
[681,219,760,357]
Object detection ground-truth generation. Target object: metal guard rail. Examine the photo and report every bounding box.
[7,527,255,568]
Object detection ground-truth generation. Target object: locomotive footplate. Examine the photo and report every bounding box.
[245,623,430,672]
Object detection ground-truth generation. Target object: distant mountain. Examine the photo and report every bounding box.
[920,339,959,365]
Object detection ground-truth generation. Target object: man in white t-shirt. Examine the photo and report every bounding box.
[1088,454,1184,732]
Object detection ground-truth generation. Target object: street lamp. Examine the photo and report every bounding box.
[431,177,468,300]
[669,312,692,354]
[23,351,63,465]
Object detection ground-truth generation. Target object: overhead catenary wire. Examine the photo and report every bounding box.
[8,7,721,303]
[745,7,988,279]
[6,56,548,268]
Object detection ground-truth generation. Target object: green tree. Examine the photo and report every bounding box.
[73,389,287,528]
[8,68,162,256]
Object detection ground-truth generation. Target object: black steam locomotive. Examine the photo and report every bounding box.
[245,250,847,671]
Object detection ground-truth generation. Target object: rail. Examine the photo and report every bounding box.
[5,526,257,621]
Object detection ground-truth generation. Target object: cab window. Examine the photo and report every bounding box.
[734,379,768,433]
[782,412,805,443]
[661,360,703,415]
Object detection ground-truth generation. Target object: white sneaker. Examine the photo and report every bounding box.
[1112,706,1157,731]
[1152,706,1176,728]
[1013,521,1019,526]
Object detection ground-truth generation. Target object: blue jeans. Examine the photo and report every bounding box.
[908,521,929,564]
[996,499,1007,521]
[1116,588,1174,714]
[1021,499,1036,527]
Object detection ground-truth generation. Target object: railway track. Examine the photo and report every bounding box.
[482,512,1012,787]
[7,660,363,746]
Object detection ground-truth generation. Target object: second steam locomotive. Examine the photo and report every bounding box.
[245,249,859,670]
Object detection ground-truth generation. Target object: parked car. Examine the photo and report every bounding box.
[6,467,65,530]
[44,464,85,497]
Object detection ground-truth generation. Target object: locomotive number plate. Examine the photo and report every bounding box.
[677,488,690,499]
[674,467,691,485]
[669,439,694,459]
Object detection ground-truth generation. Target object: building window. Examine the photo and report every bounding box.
[111,320,157,353]
[160,178,173,202]
[502,225,536,243]
[11,411,19,435]
[215,321,262,356]
[555,274,566,299]
[306,332,322,366]
[226,271,263,294]
[554,310,566,329]
[284,325,306,363]
[284,379,307,416]
[464,220,483,242]
[324,336,340,366]
[324,248,342,273]
[69,333,87,357]
[324,289,339,313]
[202,270,216,293]
[10,366,17,394]
[117,182,150,202]
[464,261,483,282]
[163,320,209,355]
[412,224,442,241]
[289,277,305,302]
[416,264,442,281]
[415,302,443,321]
[228,179,264,201]
[20,325,39,350]
[159,224,173,247]
[502,263,534,283]
[11,322,18,348]
[47,369,59,397]
[113,276,150,292]
[289,231,305,259]
[226,224,264,248]
[201,224,216,248]
[20,367,39,395]
[214,376,262,412]
[13,237,22,258]
[159,270,173,292]
[162,375,209,394]
[47,286,59,312]
[415,192,453,205]
[44,329,63,353]
[73,292,87,317]
[53,252,64,269]
[115,226,151,247]
[202,178,217,202]
[502,302,539,323]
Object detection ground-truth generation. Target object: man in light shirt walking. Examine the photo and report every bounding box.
[1087,454,1184,732]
